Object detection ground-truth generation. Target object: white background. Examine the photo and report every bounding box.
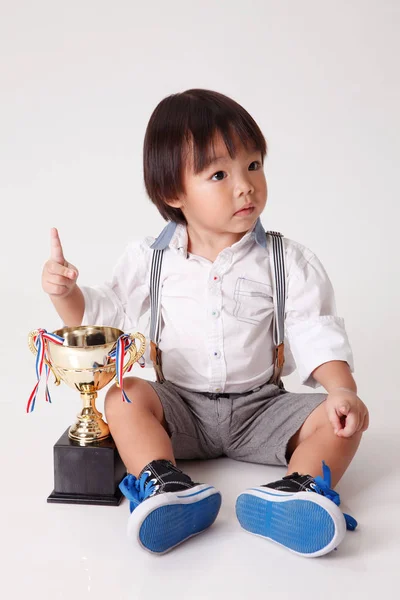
[1,1,399,598]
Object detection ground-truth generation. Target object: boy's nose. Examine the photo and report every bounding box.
[236,176,254,196]
[236,179,255,196]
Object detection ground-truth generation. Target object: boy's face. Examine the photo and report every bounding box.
[166,132,267,237]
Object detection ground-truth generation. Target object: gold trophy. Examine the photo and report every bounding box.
[28,325,146,505]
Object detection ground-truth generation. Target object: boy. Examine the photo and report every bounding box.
[42,88,368,557]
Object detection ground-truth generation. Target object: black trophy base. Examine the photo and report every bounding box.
[47,427,127,506]
[47,488,123,506]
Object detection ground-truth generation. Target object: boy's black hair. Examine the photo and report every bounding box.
[143,88,268,225]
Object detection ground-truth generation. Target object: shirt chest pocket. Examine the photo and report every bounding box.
[233,277,274,325]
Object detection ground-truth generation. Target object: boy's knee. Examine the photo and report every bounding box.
[287,400,329,453]
[299,400,330,437]
[104,377,164,422]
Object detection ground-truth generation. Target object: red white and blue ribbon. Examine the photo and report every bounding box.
[108,334,134,403]
[27,329,64,413]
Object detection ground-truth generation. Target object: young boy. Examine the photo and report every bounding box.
[42,88,368,557]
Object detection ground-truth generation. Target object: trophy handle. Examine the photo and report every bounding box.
[114,332,146,388]
[28,329,61,386]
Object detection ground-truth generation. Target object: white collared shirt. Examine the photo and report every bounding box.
[80,218,354,393]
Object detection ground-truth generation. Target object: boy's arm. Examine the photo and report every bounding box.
[311,360,357,393]
[50,285,85,328]
[284,242,354,388]
[43,228,140,331]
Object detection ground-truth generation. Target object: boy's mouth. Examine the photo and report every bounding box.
[234,206,255,217]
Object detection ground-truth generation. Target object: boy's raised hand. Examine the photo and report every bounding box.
[42,228,79,298]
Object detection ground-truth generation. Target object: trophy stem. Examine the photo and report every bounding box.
[68,391,110,444]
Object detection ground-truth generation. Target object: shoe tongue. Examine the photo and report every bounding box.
[138,459,173,480]
[283,472,312,479]
[266,472,315,493]
[139,459,194,486]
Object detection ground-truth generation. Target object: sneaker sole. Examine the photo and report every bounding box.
[127,484,222,554]
[235,488,346,557]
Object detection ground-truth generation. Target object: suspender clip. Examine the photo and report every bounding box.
[269,342,285,386]
[275,342,285,369]
[150,340,166,384]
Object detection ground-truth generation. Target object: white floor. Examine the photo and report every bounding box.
[2,387,399,600]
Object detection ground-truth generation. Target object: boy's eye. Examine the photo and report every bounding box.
[211,171,225,182]
[210,161,261,181]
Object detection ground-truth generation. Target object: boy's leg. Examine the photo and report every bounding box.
[232,384,361,556]
[105,377,221,554]
[104,376,175,476]
[286,400,362,487]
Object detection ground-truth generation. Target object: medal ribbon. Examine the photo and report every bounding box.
[108,334,134,403]
[27,329,64,413]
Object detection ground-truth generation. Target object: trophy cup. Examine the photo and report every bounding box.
[28,325,146,506]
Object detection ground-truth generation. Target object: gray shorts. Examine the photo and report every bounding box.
[146,379,327,467]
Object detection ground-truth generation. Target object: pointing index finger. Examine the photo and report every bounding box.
[339,411,358,438]
[50,227,65,264]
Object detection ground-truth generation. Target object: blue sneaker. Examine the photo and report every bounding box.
[119,459,222,554]
[235,461,357,557]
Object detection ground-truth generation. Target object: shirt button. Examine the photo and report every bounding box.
[213,275,219,282]
[211,310,220,318]
[215,387,221,392]
[213,351,221,359]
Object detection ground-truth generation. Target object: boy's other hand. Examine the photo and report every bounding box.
[325,389,369,438]
[42,228,79,298]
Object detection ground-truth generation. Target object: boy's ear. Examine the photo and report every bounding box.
[165,197,184,209]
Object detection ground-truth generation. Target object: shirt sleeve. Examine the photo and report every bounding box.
[284,240,354,388]
[80,239,151,333]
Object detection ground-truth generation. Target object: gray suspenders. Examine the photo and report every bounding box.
[267,231,286,385]
[149,231,286,386]
[149,248,165,383]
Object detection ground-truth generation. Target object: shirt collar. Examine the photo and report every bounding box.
[150,216,267,253]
